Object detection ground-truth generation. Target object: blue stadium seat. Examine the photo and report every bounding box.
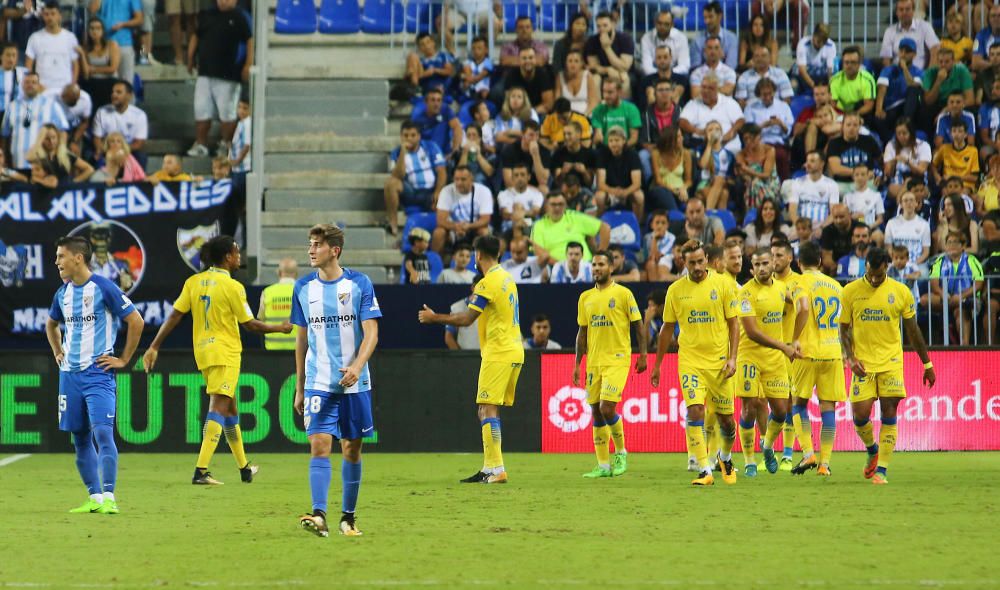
[405,0,441,33]
[538,0,573,33]
[457,99,497,126]
[274,0,317,34]
[744,207,757,227]
[361,0,403,33]
[601,210,641,253]
[401,212,438,253]
[319,0,360,33]
[916,130,929,143]
[398,251,444,284]
[790,94,815,122]
[503,1,536,31]
[668,209,686,224]
[707,208,736,232]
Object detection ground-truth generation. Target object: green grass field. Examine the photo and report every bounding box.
[0,452,998,589]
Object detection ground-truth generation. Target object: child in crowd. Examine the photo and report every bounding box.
[940,175,977,214]
[888,243,922,299]
[941,12,973,66]
[148,154,202,185]
[790,216,814,255]
[697,121,734,210]
[461,36,493,100]
[932,119,979,193]
[229,98,251,174]
[212,156,232,181]
[404,227,432,285]
[437,243,476,284]
[639,209,677,281]
[844,164,885,242]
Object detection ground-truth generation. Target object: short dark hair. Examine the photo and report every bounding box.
[562,172,581,187]
[554,97,572,114]
[866,246,891,269]
[425,86,444,97]
[473,234,501,260]
[649,209,668,221]
[454,243,472,253]
[798,241,821,267]
[56,236,92,264]
[453,164,472,175]
[0,42,16,54]
[471,35,487,45]
[740,123,762,138]
[592,249,613,262]
[705,244,724,263]
[770,239,794,255]
[704,1,723,14]
[842,45,862,59]
[595,10,613,20]
[200,235,237,269]
[532,313,550,324]
[565,241,584,253]
[416,32,433,43]
[890,244,910,256]
[751,246,772,258]
[607,244,624,254]
[309,223,345,251]
[516,15,532,25]
[522,119,541,133]
[42,0,60,9]
[647,289,666,304]
[949,117,968,131]
[681,239,704,258]
[400,120,420,134]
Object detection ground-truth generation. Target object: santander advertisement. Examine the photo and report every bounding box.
[541,352,1000,452]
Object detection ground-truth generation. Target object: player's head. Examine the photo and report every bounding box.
[723,237,743,276]
[201,235,239,271]
[55,236,92,279]
[472,234,501,271]
[705,243,724,272]
[798,241,821,270]
[770,239,794,275]
[750,247,773,282]
[864,246,892,288]
[531,314,552,344]
[591,250,613,284]
[681,239,708,282]
[308,223,344,268]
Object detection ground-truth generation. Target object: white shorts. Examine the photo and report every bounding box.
[194,76,240,122]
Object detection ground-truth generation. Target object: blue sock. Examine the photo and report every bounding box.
[342,460,362,514]
[72,432,100,495]
[738,417,755,430]
[92,424,118,494]
[309,457,331,513]
[592,416,607,427]
[606,414,620,426]
[782,413,794,457]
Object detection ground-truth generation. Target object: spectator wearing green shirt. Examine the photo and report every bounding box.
[829,45,876,116]
[529,192,610,265]
[922,46,974,133]
[926,230,985,345]
[591,78,642,147]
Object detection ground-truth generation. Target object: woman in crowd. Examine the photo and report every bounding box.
[937,193,980,255]
[744,197,791,249]
[884,117,931,205]
[557,49,599,116]
[738,14,779,71]
[456,123,495,187]
[28,124,94,188]
[735,124,780,214]
[551,13,589,75]
[92,132,146,185]
[79,17,119,112]
[491,86,539,146]
[648,125,691,211]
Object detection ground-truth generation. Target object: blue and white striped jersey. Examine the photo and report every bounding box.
[0,67,27,113]
[230,115,252,173]
[290,268,382,394]
[1,93,70,168]
[389,140,445,190]
[48,274,136,372]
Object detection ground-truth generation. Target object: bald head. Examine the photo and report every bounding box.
[277,257,298,278]
[61,83,80,106]
[830,204,851,230]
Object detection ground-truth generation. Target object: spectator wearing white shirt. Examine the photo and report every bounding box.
[690,37,737,99]
[523,314,562,350]
[550,241,594,283]
[92,80,148,166]
[25,2,79,94]
[502,236,546,283]
[497,164,544,234]
[735,46,794,108]
[879,0,940,70]
[431,165,492,253]
[679,72,745,154]
[1,71,69,170]
[639,10,690,78]
[843,164,886,242]
[56,84,92,156]
[884,190,932,269]
[0,44,28,116]
[785,150,840,233]
[229,97,251,173]
[445,279,481,350]
[883,116,931,202]
[743,78,794,179]
[437,244,477,284]
[796,23,837,91]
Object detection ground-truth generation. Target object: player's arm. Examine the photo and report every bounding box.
[142,307,186,372]
[339,318,378,388]
[902,315,935,387]
[572,325,588,386]
[97,309,144,370]
[418,304,480,327]
[631,319,647,373]
[740,315,797,359]
[650,320,675,387]
[791,293,809,354]
[240,317,293,334]
[45,318,64,366]
[838,319,864,376]
[293,325,307,414]
[724,315,739,377]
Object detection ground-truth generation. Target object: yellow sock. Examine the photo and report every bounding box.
[686,420,709,470]
[607,415,626,454]
[197,416,223,470]
[854,419,876,448]
[481,418,503,471]
[793,409,815,456]
[593,424,611,468]
[782,419,795,451]
[739,422,756,464]
[763,417,783,449]
[877,420,898,470]
[705,408,719,462]
[819,411,836,466]
[223,423,248,468]
[719,422,736,459]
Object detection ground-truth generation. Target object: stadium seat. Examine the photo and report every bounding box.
[405,0,441,33]
[503,1,536,31]
[401,212,438,253]
[319,0,360,33]
[458,99,497,126]
[361,0,403,33]
[274,0,317,34]
[707,208,736,232]
[668,209,686,224]
[916,130,929,143]
[538,0,573,33]
[744,207,757,227]
[601,210,641,253]
[398,251,444,284]
[790,94,814,122]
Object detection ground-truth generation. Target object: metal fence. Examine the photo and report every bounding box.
[913,274,1000,347]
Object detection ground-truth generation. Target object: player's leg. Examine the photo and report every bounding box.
[873,371,905,485]
[788,360,816,474]
[335,390,373,535]
[710,374,738,484]
[62,372,102,513]
[602,366,629,475]
[193,367,229,484]
[583,366,612,478]
[211,367,255,479]
[704,403,720,470]
[759,367,790,473]
[815,400,837,475]
[470,361,519,483]
[301,389,336,537]
[780,359,796,469]
[737,362,761,475]
[850,373,880,479]
[84,370,120,514]
[686,402,713,485]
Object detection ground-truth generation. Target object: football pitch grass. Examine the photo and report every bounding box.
[1,452,998,589]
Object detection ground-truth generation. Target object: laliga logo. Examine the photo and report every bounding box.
[548,386,592,433]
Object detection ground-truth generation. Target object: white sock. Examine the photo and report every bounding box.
[90,493,103,503]
[494,465,504,474]
[598,463,610,470]
[102,492,115,502]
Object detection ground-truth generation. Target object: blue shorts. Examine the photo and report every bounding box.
[58,365,116,434]
[303,389,374,440]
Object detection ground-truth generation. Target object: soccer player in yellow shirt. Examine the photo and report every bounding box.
[789,242,845,476]
[419,235,523,484]
[771,240,806,472]
[840,247,935,485]
[736,248,806,476]
[652,241,739,485]
[143,236,293,485]
[573,251,646,478]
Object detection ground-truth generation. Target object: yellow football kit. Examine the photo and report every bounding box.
[578,282,642,404]
[841,277,915,401]
[663,272,738,413]
[469,265,525,406]
[794,270,846,402]
[173,267,254,396]
[737,277,790,399]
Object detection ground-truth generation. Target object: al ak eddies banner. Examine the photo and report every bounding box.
[0,181,234,336]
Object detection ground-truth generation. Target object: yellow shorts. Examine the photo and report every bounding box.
[737,359,790,399]
[585,364,630,405]
[203,365,239,397]
[850,367,906,401]
[678,364,735,414]
[793,358,846,402]
[784,357,795,397]
[477,361,522,406]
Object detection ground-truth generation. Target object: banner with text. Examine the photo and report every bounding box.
[541,352,1000,452]
[0,181,234,337]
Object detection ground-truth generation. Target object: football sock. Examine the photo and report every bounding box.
[685,419,709,470]
[72,432,100,495]
[854,417,877,451]
[719,421,736,461]
[607,414,626,454]
[592,420,611,469]
[762,417,783,450]
[92,424,118,493]
[705,408,719,462]
[877,417,898,473]
[739,417,756,463]
[794,405,815,457]
[309,456,331,513]
[222,415,249,468]
[341,460,361,514]
[197,412,225,469]
[481,418,503,473]
[819,410,836,465]
[782,412,795,457]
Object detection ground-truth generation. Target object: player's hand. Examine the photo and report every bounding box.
[923,366,936,388]
[848,357,867,377]
[650,365,660,387]
[418,304,437,324]
[96,355,128,370]
[339,365,361,388]
[142,349,158,373]
[792,340,802,358]
[722,357,736,378]
[572,365,581,386]
[53,351,65,367]
[635,354,647,374]
[293,389,305,415]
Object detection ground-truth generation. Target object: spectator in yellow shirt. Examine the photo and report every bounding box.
[932,119,980,191]
[148,153,203,185]
[539,98,593,150]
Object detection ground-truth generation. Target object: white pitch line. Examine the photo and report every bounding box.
[0,454,30,468]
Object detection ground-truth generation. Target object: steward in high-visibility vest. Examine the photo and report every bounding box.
[259,263,298,350]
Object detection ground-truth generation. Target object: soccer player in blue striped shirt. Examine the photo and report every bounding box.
[293,224,381,538]
[45,236,144,514]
